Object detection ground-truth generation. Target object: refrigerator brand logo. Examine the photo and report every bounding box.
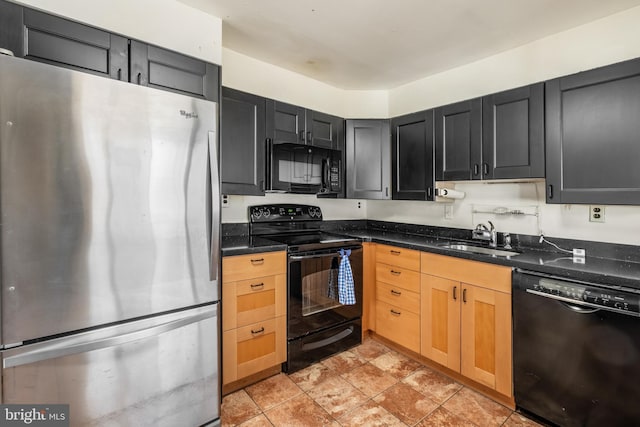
[1,405,69,426]
[179,110,199,119]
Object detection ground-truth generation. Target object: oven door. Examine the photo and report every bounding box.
[287,246,363,340]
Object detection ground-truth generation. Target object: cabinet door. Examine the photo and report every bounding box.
[306,110,343,150]
[0,0,23,57]
[22,9,128,81]
[391,110,435,200]
[435,99,482,181]
[460,285,512,397]
[266,100,306,145]
[421,274,460,371]
[221,87,266,195]
[130,40,219,100]
[345,119,391,199]
[482,84,544,179]
[546,58,640,204]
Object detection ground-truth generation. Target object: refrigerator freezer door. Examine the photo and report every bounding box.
[0,56,220,345]
[1,304,220,426]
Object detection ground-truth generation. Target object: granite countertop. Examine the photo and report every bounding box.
[221,224,640,292]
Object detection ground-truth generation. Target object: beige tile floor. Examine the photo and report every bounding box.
[221,338,542,427]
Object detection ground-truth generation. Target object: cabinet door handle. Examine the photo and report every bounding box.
[250,283,264,290]
[390,289,402,296]
[251,327,265,335]
[299,130,305,142]
[390,270,401,276]
[453,286,457,300]
[473,164,479,176]
[427,187,432,199]
[483,163,489,175]
[390,309,401,316]
[385,187,389,197]
[307,131,312,143]
[390,250,401,255]
[117,68,122,80]
[463,288,467,303]
[548,184,554,200]
[250,258,264,265]
[137,72,142,85]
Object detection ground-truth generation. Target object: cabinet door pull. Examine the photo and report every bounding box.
[390,289,402,296]
[250,258,265,265]
[390,309,401,316]
[250,283,264,290]
[390,270,401,276]
[385,187,389,197]
[427,187,432,199]
[453,286,457,300]
[548,184,554,200]
[463,288,467,303]
[251,327,265,335]
[473,164,479,176]
[307,131,312,143]
[483,163,489,175]
[137,72,142,85]
[390,250,401,255]
[299,130,305,142]
[117,68,122,80]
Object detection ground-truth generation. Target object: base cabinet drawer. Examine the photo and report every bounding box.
[223,316,286,384]
[222,274,286,331]
[222,251,286,283]
[376,281,420,313]
[375,300,420,353]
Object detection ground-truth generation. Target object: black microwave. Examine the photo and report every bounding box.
[266,143,343,197]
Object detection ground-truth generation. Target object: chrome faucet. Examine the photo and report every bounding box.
[472,221,498,248]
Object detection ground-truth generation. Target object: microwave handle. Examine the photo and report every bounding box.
[322,158,331,191]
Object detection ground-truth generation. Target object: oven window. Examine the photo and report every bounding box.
[301,256,341,316]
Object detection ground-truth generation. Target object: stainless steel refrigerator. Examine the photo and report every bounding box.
[0,54,220,426]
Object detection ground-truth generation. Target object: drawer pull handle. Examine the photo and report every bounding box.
[390,250,401,255]
[250,258,264,265]
[390,270,401,275]
[390,309,401,316]
[251,327,265,335]
[250,283,264,290]
[390,289,402,296]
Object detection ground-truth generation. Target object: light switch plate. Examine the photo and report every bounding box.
[589,205,605,222]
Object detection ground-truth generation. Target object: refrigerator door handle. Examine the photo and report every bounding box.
[3,306,217,369]
[208,129,220,282]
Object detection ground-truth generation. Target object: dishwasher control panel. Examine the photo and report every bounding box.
[535,278,640,314]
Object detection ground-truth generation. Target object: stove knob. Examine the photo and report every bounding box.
[251,208,261,219]
[262,208,270,218]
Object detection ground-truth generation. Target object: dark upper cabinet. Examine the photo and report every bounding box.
[0,0,23,56]
[266,100,344,149]
[482,83,544,179]
[546,58,640,205]
[19,8,128,81]
[435,98,482,181]
[266,100,307,145]
[391,110,434,200]
[130,41,219,101]
[345,119,391,199]
[306,110,344,150]
[221,87,266,196]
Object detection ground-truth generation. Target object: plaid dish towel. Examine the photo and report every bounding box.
[327,256,339,300]
[338,248,356,305]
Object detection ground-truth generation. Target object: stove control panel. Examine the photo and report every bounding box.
[249,204,323,222]
[532,278,640,315]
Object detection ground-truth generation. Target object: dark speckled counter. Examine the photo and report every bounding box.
[221,221,640,292]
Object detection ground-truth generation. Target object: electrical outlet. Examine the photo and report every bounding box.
[222,194,229,208]
[589,205,605,222]
[444,205,453,220]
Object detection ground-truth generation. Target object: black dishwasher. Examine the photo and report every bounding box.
[513,269,640,426]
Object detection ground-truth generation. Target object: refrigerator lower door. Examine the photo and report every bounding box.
[1,304,220,426]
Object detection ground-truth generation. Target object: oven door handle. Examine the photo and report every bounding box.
[289,253,339,261]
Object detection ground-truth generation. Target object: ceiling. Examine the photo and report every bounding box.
[180,0,640,90]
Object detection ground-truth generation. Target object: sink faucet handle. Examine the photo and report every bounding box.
[503,232,512,250]
[487,220,495,231]
[475,223,489,231]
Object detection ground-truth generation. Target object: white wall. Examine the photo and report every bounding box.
[222,48,389,118]
[388,5,640,116]
[13,0,222,64]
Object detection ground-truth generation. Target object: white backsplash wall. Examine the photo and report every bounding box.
[222,182,640,246]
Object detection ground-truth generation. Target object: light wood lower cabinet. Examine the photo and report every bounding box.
[421,252,513,398]
[374,244,421,352]
[222,251,286,385]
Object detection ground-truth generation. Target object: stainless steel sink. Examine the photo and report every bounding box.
[439,243,520,257]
